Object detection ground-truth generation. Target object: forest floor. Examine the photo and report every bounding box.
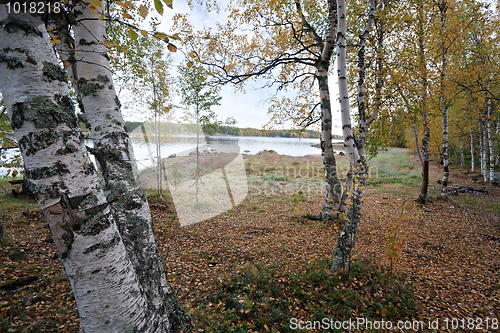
[0,148,498,332]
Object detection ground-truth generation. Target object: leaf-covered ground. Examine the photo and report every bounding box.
[0,149,498,332]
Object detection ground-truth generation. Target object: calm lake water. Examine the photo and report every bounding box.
[130,135,331,170]
[1,136,344,174]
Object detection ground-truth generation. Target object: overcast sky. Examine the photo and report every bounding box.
[119,1,344,135]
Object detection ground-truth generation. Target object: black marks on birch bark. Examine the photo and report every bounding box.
[10,95,76,130]
[42,61,67,83]
[79,75,110,96]
[0,47,37,68]
[83,232,120,255]
[19,130,75,156]
[26,161,70,179]
[0,53,24,69]
[80,82,102,96]
[0,16,43,37]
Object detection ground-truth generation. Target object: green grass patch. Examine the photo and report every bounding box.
[193,257,416,332]
[0,182,38,212]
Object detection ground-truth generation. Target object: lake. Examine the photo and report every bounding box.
[1,135,344,174]
[130,135,339,170]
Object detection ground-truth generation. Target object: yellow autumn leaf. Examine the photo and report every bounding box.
[92,0,102,8]
[139,4,148,19]
[122,13,132,19]
[167,43,177,52]
[140,30,148,37]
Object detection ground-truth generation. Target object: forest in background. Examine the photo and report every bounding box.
[123,121,329,139]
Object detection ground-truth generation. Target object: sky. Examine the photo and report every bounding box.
[118,0,345,136]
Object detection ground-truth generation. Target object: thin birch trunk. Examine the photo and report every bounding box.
[334,0,359,217]
[411,117,423,166]
[307,0,343,221]
[439,1,449,197]
[0,9,162,332]
[154,83,164,201]
[196,99,200,206]
[71,2,191,331]
[479,118,484,177]
[331,0,375,273]
[469,99,475,173]
[487,98,495,182]
[460,140,464,168]
[480,118,487,181]
[337,0,358,164]
[417,3,430,204]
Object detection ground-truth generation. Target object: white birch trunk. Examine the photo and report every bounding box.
[411,117,423,166]
[331,0,375,273]
[336,0,358,164]
[417,2,430,204]
[487,98,495,182]
[309,0,343,221]
[439,1,449,197]
[154,83,163,201]
[460,140,464,168]
[71,2,190,331]
[480,118,487,181]
[469,99,475,173]
[0,9,161,332]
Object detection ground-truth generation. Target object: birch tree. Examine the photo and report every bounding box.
[110,27,175,200]
[438,0,450,197]
[175,0,345,221]
[0,1,191,331]
[177,63,223,206]
[331,0,376,273]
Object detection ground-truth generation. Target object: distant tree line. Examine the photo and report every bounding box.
[124,121,338,139]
